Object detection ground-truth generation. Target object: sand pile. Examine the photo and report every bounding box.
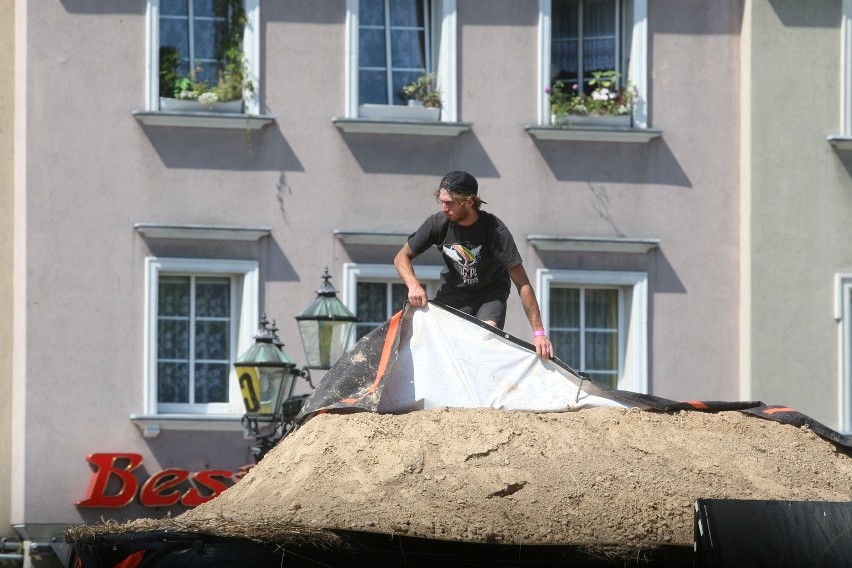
[178,406,852,546]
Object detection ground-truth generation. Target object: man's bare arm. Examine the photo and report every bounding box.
[394,243,428,307]
[507,264,554,358]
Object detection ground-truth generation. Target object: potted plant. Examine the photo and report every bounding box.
[359,72,442,122]
[546,70,634,127]
[158,0,253,113]
[400,72,442,109]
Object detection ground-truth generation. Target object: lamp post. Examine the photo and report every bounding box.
[234,269,358,462]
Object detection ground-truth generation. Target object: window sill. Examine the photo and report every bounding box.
[130,414,244,438]
[334,230,408,246]
[135,223,271,241]
[525,124,663,143]
[332,117,471,136]
[828,135,852,150]
[132,110,276,130]
[528,235,661,254]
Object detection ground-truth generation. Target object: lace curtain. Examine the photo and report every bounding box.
[158,276,231,404]
[551,0,617,87]
[549,287,619,388]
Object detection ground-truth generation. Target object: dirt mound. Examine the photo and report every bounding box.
[179,407,852,546]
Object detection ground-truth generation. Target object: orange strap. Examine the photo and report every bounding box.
[762,406,796,415]
[341,309,403,403]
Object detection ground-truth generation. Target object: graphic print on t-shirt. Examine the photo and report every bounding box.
[442,242,483,286]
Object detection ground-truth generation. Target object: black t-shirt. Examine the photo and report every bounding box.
[407,210,522,302]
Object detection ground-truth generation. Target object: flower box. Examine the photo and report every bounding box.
[552,114,632,128]
[359,104,440,122]
[159,97,244,114]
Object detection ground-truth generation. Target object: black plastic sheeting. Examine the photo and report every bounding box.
[68,529,693,567]
[68,531,285,568]
[694,499,852,568]
[70,501,852,567]
[613,391,852,451]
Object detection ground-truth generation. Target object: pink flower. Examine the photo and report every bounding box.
[545,86,552,94]
[572,83,578,91]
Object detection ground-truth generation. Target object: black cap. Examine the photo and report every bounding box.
[439,171,478,196]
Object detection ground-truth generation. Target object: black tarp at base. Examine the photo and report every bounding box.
[68,529,693,567]
[694,499,852,568]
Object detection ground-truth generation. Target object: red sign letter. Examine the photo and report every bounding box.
[138,469,189,507]
[77,453,144,508]
[181,470,235,506]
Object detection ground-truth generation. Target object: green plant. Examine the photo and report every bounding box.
[158,46,181,98]
[547,70,633,118]
[158,0,254,106]
[400,72,442,108]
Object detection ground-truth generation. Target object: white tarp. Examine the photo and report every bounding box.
[376,304,631,413]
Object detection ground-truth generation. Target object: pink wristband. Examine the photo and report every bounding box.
[533,330,547,337]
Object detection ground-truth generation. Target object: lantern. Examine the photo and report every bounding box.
[295,268,358,370]
[234,315,296,419]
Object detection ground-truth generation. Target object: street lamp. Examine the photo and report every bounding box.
[295,267,358,370]
[234,269,358,462]
[234,315,299,462]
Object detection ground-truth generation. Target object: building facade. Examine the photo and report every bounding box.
[4,0,848,566]
[743,0,852,435]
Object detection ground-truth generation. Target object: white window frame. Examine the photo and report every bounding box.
[537,0,648,127]
[145,0,261,114]
[537,269,648,392]
[345,0,458,121]
[835,274,852,433]
[843,0,852,135]
[342,261,442,313]
[144,257,259,416]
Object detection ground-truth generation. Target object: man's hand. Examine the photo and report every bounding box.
[533,334,554,359]
[408,284,428,307]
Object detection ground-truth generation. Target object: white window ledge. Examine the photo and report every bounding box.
[528,235,661,254]
[130,414,244,438]
[525,125,663,143]
[828,135,852,150]
[135,223,271,241]
[332,117,471,136]
[335,230,408,246]
[132,110,276,130]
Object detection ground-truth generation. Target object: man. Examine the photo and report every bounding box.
[394,171,554,359]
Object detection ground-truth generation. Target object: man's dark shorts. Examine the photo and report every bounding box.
[434,287,509,329]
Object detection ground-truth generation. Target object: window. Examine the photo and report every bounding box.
[145,257,259,415]
[538,0,647,127]
[157,276,232,405]
[343,263,442,339]
[538,269,648,392]
[159,1,229,91]
[146,0,260,114]
[359,0,433,107]
[346,0,458,121]
[354,281,410,340]
[550,286,620,387]
[551,0,625,89]
[836,275,852,433]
